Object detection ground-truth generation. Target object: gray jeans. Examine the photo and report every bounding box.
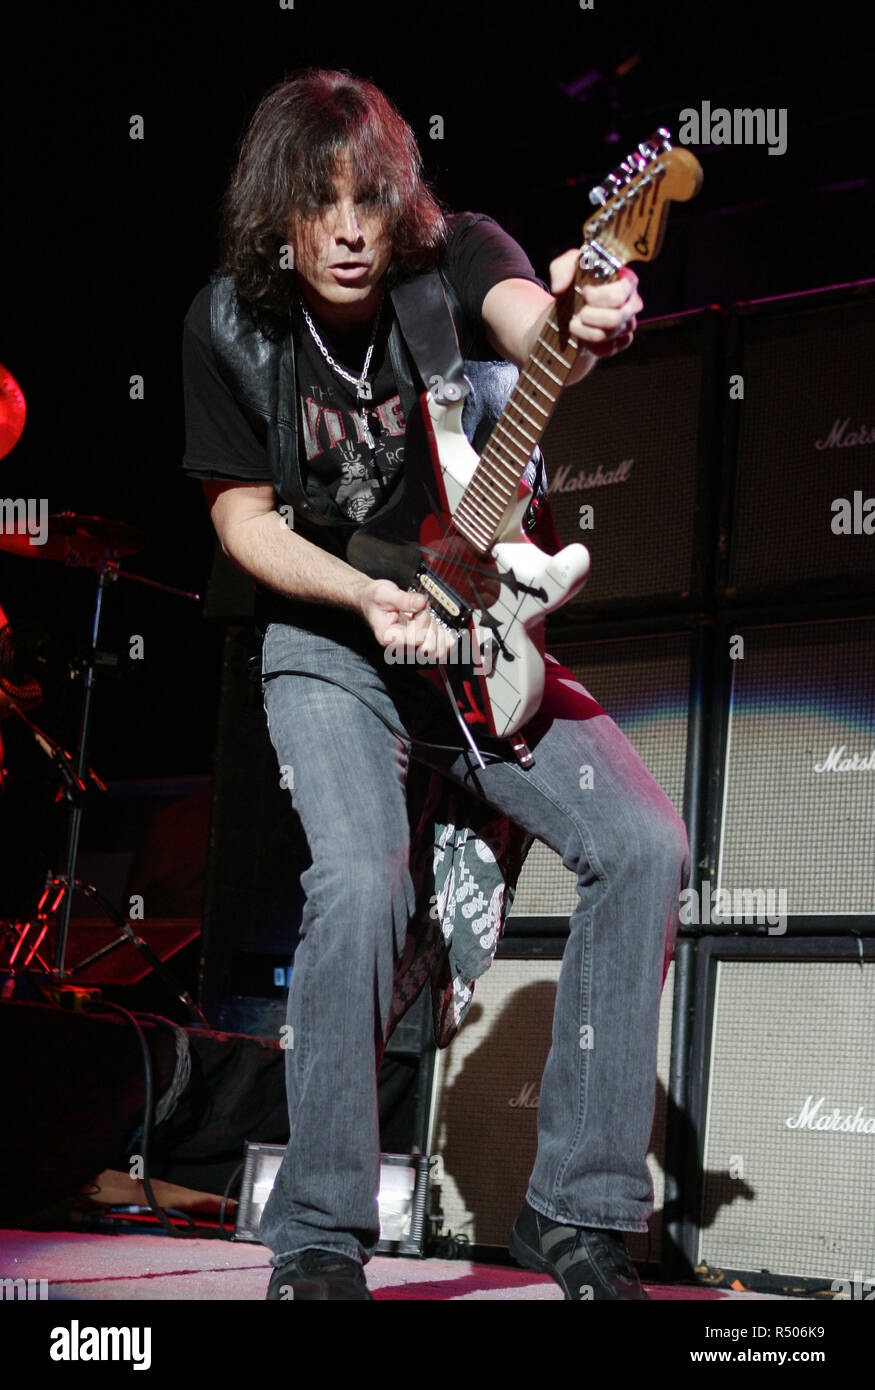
[257,620,689,1266]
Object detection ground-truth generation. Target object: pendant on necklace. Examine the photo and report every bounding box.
[361,416,376,451]
[357,379,372,402]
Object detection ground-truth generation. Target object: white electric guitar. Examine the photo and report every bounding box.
[347,129,702,762]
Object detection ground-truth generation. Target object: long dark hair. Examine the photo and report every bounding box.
[220,69,447,326]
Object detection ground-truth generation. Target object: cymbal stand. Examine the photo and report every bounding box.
[37,551,202,1021]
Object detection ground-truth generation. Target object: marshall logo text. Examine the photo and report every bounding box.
[549,460,634,494]
[813,746,875,773]
[815,418,875,450]
[786,1096,875,1134]
[508,1083,540,1110]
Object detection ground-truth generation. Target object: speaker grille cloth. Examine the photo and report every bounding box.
[699,959,875,1279]
[433,957,674,1255]
[510,633,690,919]
[542,320,705,605]
[718,617,875,915]
[729,294,874,592]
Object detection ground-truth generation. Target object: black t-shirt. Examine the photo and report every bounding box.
[182,212,545,638]
[293,306,405,524]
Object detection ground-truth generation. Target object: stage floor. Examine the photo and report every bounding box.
[0,1230,801,1300]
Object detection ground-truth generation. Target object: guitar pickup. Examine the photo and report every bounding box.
[415,566,470,628]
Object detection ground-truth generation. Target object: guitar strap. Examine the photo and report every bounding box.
[388,269,468,403]
[389,269,550,525]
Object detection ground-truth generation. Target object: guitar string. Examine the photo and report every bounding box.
[450,306,582,545]
[458,248,625,540]
[452,177,648,540]
[411,479,503,663]
[410,260,619,715]
[424,157,657,575]
[421,285,587,620]
[400,160,661,678]
[420,320,580,635]
[445,305,580,548]
[414,346,575,679]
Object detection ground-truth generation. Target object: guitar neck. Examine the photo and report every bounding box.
[448,131,702,555]
[451,265,599,553]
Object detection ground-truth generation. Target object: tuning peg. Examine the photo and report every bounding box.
[588,185,609,206]
[620,153,648,176]
[641,128,673,155]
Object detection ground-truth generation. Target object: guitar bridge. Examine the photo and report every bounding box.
[415,566,470,629]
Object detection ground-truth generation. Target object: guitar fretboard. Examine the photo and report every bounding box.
[451,275,594,552]
[447,141,689,553]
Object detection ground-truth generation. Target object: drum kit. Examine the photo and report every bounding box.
[0,364,207,1022]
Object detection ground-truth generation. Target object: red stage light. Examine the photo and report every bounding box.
[0,364,26,460]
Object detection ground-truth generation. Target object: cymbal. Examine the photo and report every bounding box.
[0,512,148,563]
[0,363,26,461]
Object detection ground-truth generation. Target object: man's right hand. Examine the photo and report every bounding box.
[203,482,458,663]
[358,578,458,663]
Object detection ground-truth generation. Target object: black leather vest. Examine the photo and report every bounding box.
[208,267,547,554]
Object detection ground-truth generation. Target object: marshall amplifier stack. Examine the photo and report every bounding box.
[427,278,874,1288]
[677,279,875,1293]
[195,278,874,1291]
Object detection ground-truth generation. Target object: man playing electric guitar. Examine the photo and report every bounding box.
[182,68,690,1301]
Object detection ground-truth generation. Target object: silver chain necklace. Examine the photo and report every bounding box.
[300,297,382,396]
[299,299,383,450]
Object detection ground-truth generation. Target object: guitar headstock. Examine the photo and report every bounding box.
[581,128,702,275]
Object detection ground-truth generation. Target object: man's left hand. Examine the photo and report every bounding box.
[549,251,643,372]
[481,257,643,386]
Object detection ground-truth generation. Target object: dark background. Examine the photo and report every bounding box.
[0,0,872,905]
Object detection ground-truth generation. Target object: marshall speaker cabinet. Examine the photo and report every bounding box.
[540,306,724,615]
[721,279,875,602]
[707,613,875,932]
[683,935,875,1292]
[427,934,678,1268]
[509,622,706,932]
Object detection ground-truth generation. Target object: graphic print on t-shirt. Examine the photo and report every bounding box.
[295,307,407,524]
[299,381,406,523]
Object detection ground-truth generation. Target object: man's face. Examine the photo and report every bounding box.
[288,158,393,327]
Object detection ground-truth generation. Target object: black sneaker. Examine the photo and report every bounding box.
[509,1202,649,1300]
[266,1249,373,1301]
